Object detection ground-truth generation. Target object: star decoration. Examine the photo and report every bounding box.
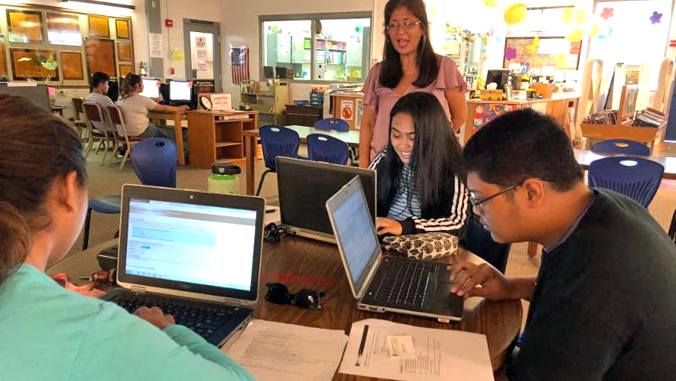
[600,7,614,20]
[650,11,663,24]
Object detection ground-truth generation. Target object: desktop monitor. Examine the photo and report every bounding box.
[263,66,275,79]
[107,80,119,102]
[140,78,160,98]
[486,69,511,90]
[169,80,192,102]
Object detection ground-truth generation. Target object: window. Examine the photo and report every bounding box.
[260,13,371,82]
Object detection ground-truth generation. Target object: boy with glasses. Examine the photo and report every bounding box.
[451,108,676,380]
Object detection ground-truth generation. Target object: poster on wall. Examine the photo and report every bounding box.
[150,33,163,58]
[340,99,355,121]
[7,10,44,43]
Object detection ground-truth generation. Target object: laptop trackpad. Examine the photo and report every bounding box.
[426,268,463,318]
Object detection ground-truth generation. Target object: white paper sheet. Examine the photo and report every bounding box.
[225,320,348,381]
[339,319,493,381]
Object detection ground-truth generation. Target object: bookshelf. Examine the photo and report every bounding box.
[186,110,258,168]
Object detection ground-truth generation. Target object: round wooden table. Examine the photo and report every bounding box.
[48,236,522,380]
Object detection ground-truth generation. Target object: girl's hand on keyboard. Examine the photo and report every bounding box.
[134,306,176,329]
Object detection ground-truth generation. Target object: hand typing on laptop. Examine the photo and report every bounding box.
[134,306,176,329]
[375,217,403,236]
[448,261,534,301]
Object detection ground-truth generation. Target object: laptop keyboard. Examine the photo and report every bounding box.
[108,292,237,338]
[364,258,440,310]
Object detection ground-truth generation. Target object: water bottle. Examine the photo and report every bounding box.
[207,163,241,195]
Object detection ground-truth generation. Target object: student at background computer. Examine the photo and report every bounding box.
[0,95,253,381]
[86,72,116,121]
[369,91,469,237]
[450,108,676,380]
[116,73,188,139]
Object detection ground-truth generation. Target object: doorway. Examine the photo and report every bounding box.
[184,19,222,92]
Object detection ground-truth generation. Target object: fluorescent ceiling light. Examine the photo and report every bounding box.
[61,0,136,10]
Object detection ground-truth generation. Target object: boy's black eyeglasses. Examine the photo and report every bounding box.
[265,283,325,310]
[469,178,554,212]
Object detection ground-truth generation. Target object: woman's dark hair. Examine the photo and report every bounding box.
[380,0,439,89]
[0,95,87,286]
[120,72,142,99]
[463,108,583,191]
[377,92,465,218]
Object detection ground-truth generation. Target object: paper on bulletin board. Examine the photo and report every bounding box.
[211,93,232,111]
[340,99,354,121]
[150,33,163,58]
[197,61,208,72]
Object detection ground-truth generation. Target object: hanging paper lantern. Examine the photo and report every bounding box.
[573,10,587,24]
[504,3,528,25]
[560,8,574,24]
[566,29,584,42]
[483,0,500,7]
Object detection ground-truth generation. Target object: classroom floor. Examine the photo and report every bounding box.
[74,143,676,330]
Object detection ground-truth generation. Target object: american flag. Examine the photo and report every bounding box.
[231,46,249,85]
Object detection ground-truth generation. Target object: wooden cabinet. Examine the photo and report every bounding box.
[186,111,258,168]
[285,104,322,126]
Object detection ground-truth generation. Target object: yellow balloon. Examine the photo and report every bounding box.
[483,0,500,7]
[566,29,584,42]
[560,8,573,24]
[504,3,527,25]
[588,21,600,37]
[573,10,587,24]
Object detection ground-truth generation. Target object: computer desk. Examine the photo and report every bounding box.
[242,125,361,195]
[148,110,188,165]
[47,236,522,379]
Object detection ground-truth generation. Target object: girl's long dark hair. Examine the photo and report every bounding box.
[376,92,465,219]
[120,72,142,99]
[380,0,439,89]
[0,95,87,287]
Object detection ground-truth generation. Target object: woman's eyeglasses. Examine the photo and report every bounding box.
[265,283,325,309]
[386,20,421,33]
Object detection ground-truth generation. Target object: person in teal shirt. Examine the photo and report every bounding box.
[0,94,254,381]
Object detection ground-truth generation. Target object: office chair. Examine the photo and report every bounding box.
[591,139,651,157]
[257,125,300,196]
[314,118,349,132]
[81,138,177,250]
[588,156,664,208]
[461,217,510,273]
[307,133,350,165]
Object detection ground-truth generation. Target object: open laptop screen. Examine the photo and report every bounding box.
[126,199,257,291]
[327,177,381,295]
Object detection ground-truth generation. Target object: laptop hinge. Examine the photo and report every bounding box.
[131,286,146,293]
[223,297,246,306]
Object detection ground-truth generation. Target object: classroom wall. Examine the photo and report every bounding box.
[220,0,380,104]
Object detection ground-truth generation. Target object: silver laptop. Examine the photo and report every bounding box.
[102,184,265,346]
[276,157,376,244]
[326,176,464,321]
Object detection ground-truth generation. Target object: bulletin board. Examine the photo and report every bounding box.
[503,37,580,70]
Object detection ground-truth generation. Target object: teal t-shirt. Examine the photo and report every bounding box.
[0,264,254,381]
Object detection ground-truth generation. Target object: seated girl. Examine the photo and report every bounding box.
[116,73,188,139]
[370,91,469,238]
[0,95,253,380]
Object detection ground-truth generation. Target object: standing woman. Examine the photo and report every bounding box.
[360,0,467,167]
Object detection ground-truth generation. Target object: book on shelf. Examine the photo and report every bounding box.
[632,107,666,127]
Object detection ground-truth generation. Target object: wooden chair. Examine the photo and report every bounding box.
[68,97,88,141]
[82,102,116,165]
[107,105,146,170]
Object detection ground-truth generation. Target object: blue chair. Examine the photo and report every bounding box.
[257,125,300,196]
[588,156,664,208]
[462,217,510,273]
[82,138,177,250]
[314,118,349,132]
[131,138,177,188]
[591,139,651,156]
[307,133,350,165]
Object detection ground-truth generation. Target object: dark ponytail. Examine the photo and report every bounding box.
[120,72,142,99]
[0,95,86,286]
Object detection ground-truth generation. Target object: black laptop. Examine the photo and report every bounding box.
[101,185,265,346]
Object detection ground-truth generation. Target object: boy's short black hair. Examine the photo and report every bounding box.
[463,108,583,191]
[90,72,110,90]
